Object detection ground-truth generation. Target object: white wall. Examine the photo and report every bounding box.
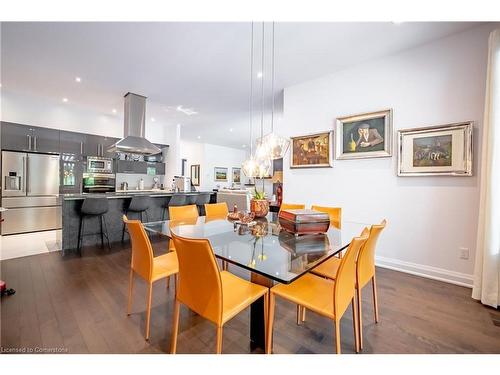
[280,23,499,287]
[181,140,248,191]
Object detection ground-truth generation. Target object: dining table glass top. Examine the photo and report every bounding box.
[144,213,367,284]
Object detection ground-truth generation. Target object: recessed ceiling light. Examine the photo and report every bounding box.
[151,117,156,122]
[257,72,263,78]
[197,135,201,140]
[176,105,198,116]
[62,98,68,103]
[112,109,117,114]
[75,77,81,83]
[229,128,233,132]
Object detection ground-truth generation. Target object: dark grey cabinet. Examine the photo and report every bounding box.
[31,126,60,153]
[1,122,33,151]
[116,160,147,174]
[0,122,59,153]
[60,130,85,156]
[101,136,119,158]
[82,134,118,157]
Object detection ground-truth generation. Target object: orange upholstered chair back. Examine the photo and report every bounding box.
[205,202,229,218]
[169,205,199,222]
[357,219,387,288]
[279,203,305,212]
[333,227,369,317]
[123,215,154,281]
[311,205,342,229]
[171,232,223,325]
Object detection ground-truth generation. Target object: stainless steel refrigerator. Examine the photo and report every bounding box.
[1,151,61,235]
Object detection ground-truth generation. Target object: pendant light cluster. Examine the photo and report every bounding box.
[242,22,289,179]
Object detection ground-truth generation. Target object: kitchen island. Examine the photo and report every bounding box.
[61,190,216,255]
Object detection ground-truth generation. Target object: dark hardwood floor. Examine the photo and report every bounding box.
[1,239,499,354]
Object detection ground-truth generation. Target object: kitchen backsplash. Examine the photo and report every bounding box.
[115,173,166,190]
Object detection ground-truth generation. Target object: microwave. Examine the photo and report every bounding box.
[87,157,114,174]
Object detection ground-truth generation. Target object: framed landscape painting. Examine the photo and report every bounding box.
[398,122,473,176]
[214,167,228,181]
[232,167,241,183]
[290,131,333,168]
[335,109,392,160]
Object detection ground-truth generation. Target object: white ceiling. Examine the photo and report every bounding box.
[0,22,484,148]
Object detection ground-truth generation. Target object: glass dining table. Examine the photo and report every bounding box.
[143,213,366,350]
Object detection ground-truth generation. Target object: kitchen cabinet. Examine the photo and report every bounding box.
[1,122,33,152]
[0,122,60,153]
[153,163,166,175]
[31,126,60,153]
[116,160,147,174]
[83,134,118,157]
[60,130,86,157]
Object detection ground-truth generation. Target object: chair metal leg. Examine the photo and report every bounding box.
[77,215,84,256]
[296,305,302,325]
[301,306,306,322]
[145,282,153,341]
[352,298,360,353]
[222,260,228,271]
[127,269,134,315]
[216,325,223,354]
[166,276,170,289]
[266,292,275,354]
[171,299,180,354]
[357,286,363,350]
[102,216,111,250]
[334,319,341,354]
[99,216,104,248]
[372,275,379,323]
[122,210,128,242]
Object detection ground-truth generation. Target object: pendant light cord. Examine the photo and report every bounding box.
[271,21,275,133]
[260,22,265,140]
[249,22,254,155]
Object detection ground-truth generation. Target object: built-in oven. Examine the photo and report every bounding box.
[82,173,116,193]
[87,156,114,174]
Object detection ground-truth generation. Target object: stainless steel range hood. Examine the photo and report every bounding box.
[107,92,161,155]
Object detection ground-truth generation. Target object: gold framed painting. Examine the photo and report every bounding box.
[232,167,241,183]
[214,167,228,181]
[398,122,473,176]
[290,131,333,168]
[335,109,392,160]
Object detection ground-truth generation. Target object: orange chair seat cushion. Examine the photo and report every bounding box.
[311,257,341,280]
[271,273,336,319]
[151,252,179,282]
[220,271,268,324]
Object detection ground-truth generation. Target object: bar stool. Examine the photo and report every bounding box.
[77,197,111,255]
[162,194,186,220]
[122,196,151,242]
[195,193,212,216]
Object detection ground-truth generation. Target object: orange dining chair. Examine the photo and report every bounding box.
[279,203,305,212]
[124,215,179,341]
[311,205,342,229]
[169,204,199,222]
[266,229,368,354]
[170,232,269,354]
[310,219,387,350]
[205,202,229,218]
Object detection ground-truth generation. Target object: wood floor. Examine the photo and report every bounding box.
[1,239,499,354]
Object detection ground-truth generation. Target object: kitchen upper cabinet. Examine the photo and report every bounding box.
[60,130,86,157]
[31,126,60,154]
[1,122,33,152]
[116,160,147,174]
[83,134,118,157]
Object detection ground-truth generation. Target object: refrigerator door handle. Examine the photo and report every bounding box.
[22,156,27,193]
[26,155,30,193]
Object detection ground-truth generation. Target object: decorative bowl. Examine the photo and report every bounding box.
[227,212,240,220]
[238,211,255,224]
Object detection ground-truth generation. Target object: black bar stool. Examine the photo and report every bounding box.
[77,197,111,255]
[122,196,151,242]
[162,194,187,220]
[195,193,211,216]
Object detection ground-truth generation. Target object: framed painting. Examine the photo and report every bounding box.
[190,164,200,186]
[214,167,228,181]
[335,109,392,160]
[232,167,241,183]
[290,131,333,168]
[398,122,473,176]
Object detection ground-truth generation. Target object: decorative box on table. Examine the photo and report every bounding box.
[278,209,330,236]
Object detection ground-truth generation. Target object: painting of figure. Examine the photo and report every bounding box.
[413,135,452,167]
[290,131,332,168]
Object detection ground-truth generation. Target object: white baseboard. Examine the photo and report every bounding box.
[375,255,473,288]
